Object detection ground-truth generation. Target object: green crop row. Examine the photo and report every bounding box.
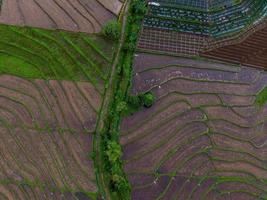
[256,86,267,107]
[0,24,115,93]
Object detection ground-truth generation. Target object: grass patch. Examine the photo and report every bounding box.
[0,53,43,78]
[256,87,267,107]
[0,24,115,86]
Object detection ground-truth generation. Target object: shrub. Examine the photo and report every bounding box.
[141,92,155,108]
[106,141,122,163]
[131,0,147,15]
[124,92,155,116]
[102,21,121,41]
[116,101,128,112]
[123,42,136,52]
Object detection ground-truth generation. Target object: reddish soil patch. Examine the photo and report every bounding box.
[121,54,267,199]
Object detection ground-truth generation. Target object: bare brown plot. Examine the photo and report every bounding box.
[0,75,101,132]
[0,75,101,196]
[0,126,96,192]
[98,0,122,15]
[0,0,122,33]
[121,53,267,199]
[0,183,86,199]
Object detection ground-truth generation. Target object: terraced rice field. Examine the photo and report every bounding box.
[0,75,101,132]
[0,24,115,91]
[0,183,88,200]
[0,126,96,197]
[0,0,123,33]
[121,53,267,199]
[0,24,115,199]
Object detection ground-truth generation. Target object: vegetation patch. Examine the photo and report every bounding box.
[123,92,156,116]
[0,24,114,85]
[256,86,267,107]
[102,20,122,41]
[98,0,148,199]
[0,53,42,77]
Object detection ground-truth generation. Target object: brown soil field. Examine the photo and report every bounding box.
[0,183,94,200]
[0,184,77,200]
[0,75,101,132]
[121,53,267,200]
[0,0,123,33]
[0,75,100,197]
[0,126,96,192]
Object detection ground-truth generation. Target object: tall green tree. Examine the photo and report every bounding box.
[102,21,121,41]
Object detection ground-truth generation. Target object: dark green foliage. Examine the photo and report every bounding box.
[88,151,96,161]
[256,87,267,107]
[116,101,128,113]
[102,21,121,41]
[99,0,148,199]
[123,42,136,52]
[105,140,130,197]
[140,92,155,108]
[123,92,156,116]
[127,95,142,108]
[122,95,142,116]
[106,141,122,163]
[131,0,147,15]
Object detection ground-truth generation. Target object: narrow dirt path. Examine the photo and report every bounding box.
[94,0,130,199]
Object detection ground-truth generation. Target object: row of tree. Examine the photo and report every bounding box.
[99,0,153,199]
